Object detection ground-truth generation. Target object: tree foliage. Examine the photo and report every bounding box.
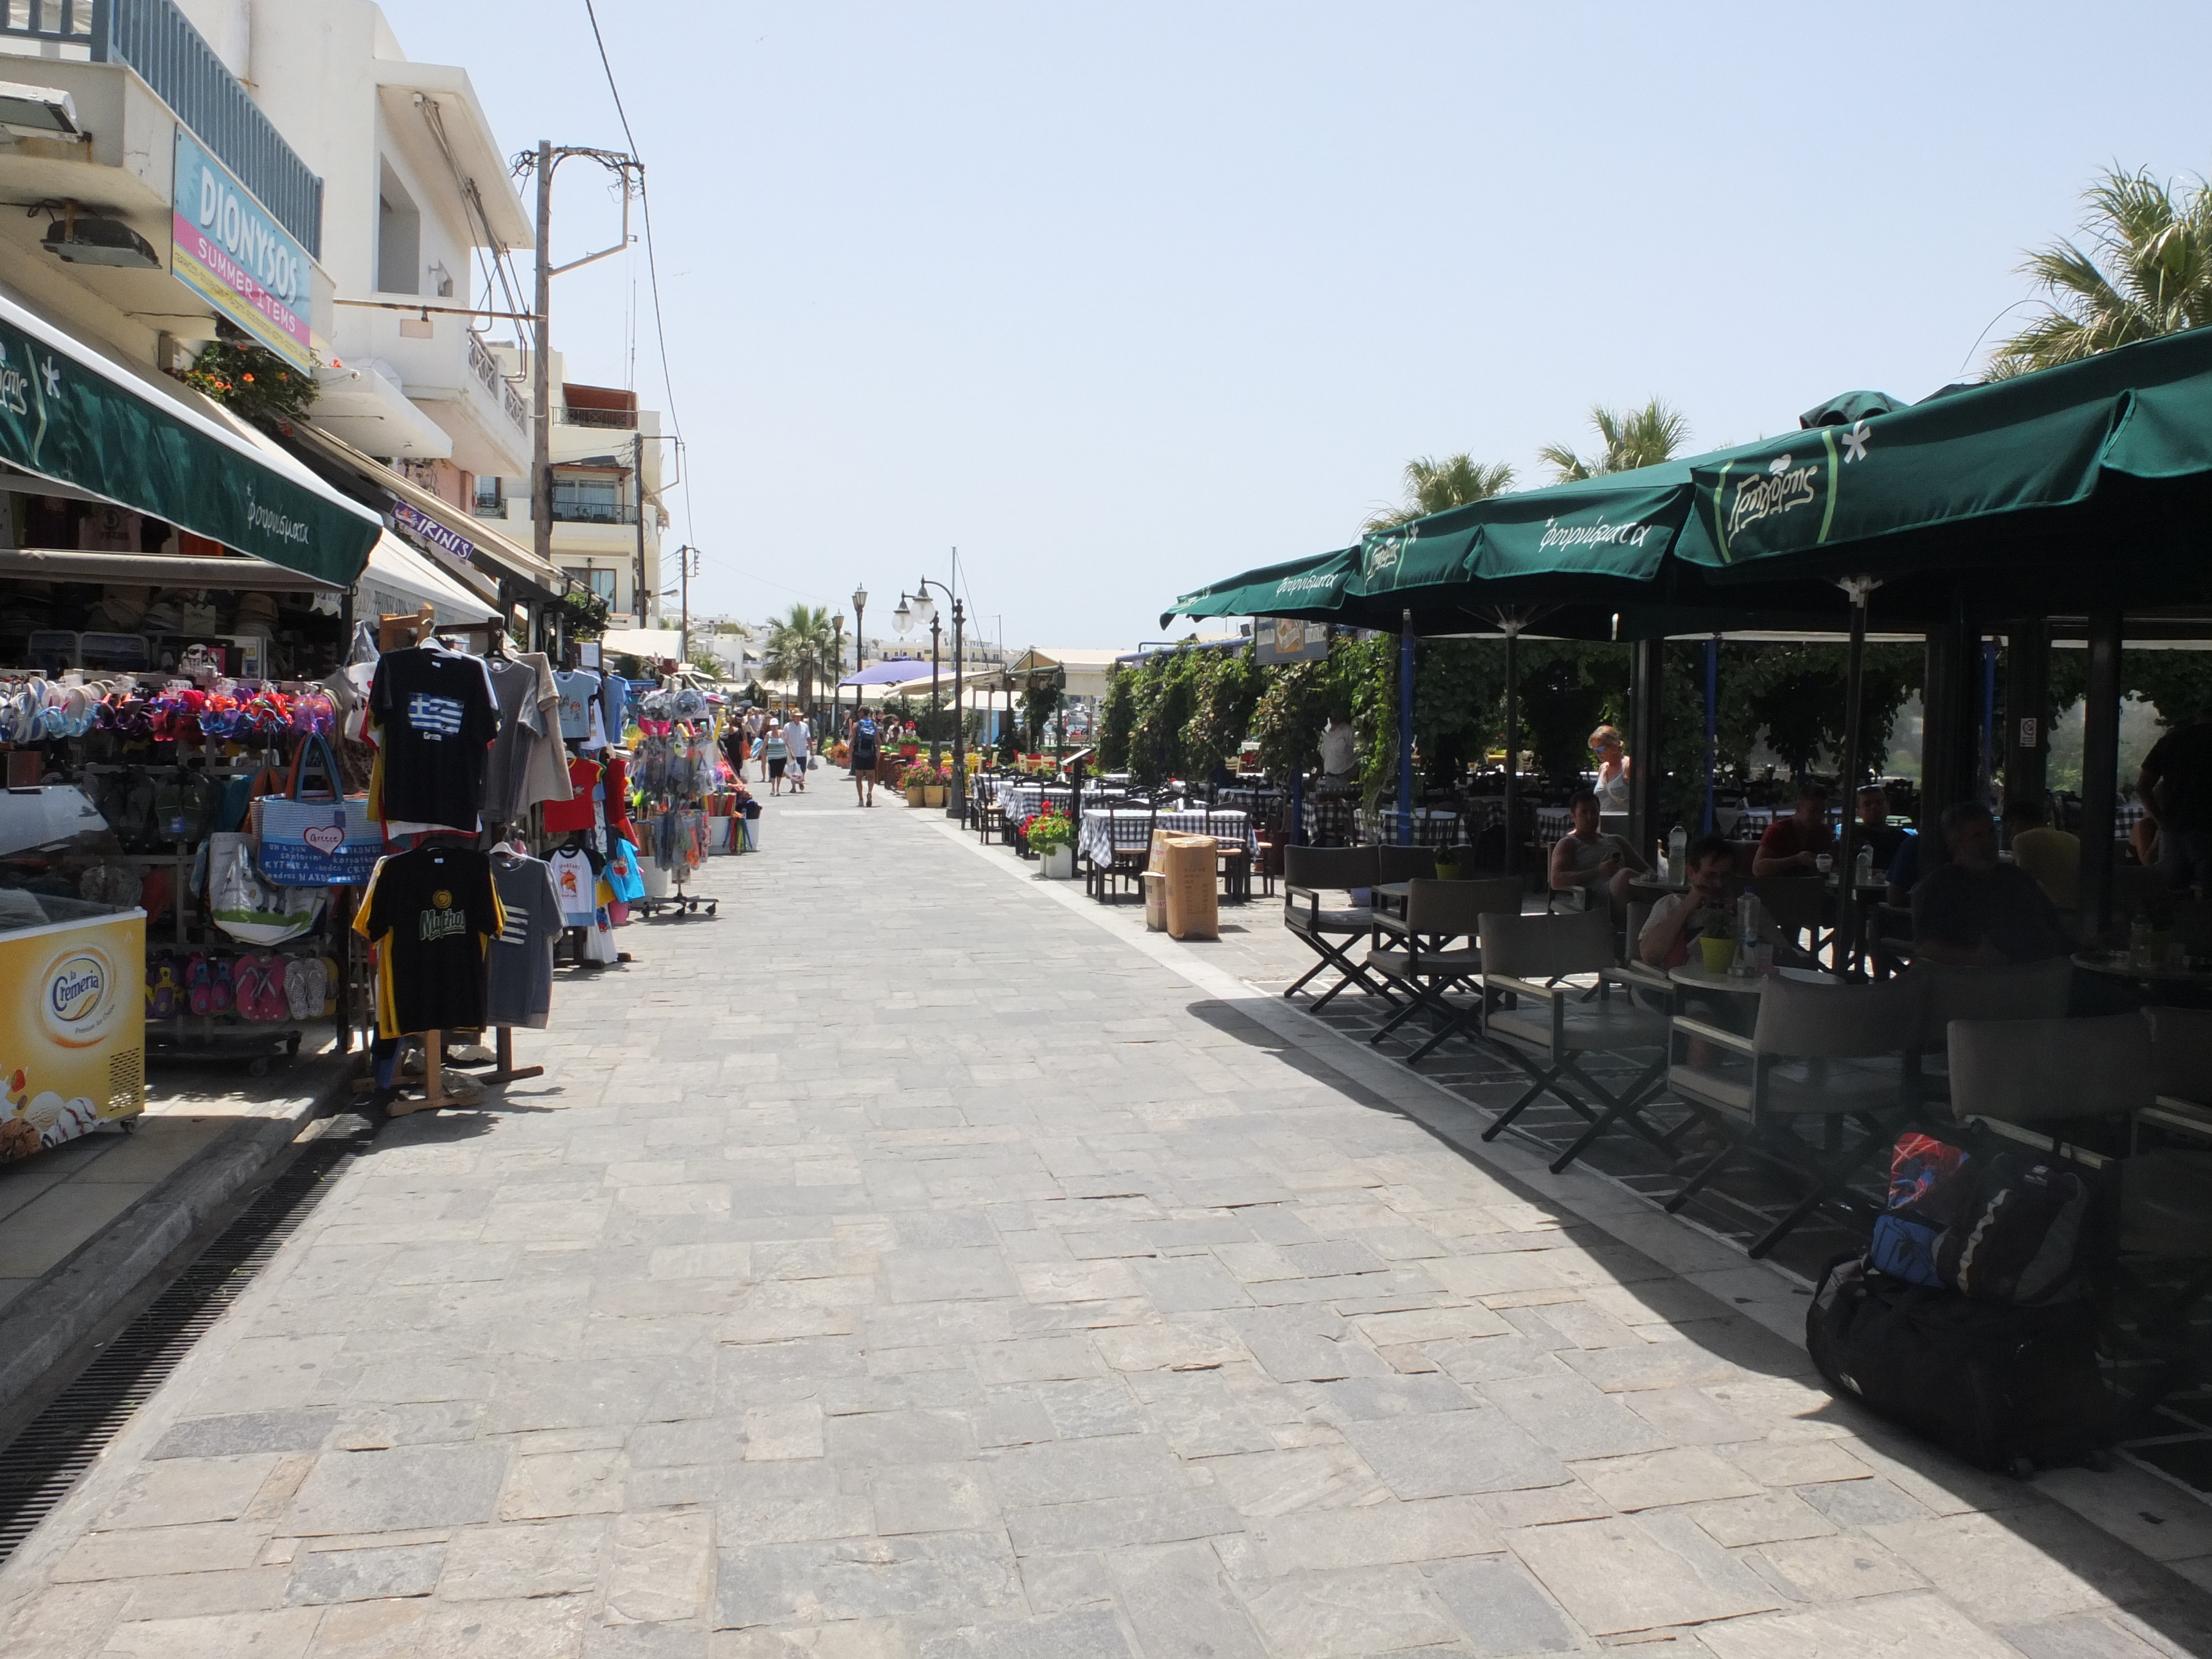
[1363,454,1515,532]
[1989,167,2212,377]
[1539,400,1690,482]
[761,603,838,711]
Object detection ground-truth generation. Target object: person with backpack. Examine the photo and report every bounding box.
[849,711,881,806]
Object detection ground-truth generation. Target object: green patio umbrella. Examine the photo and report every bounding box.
[1163,546,1360,629]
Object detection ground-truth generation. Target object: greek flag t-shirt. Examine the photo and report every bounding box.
[368,646,499,827]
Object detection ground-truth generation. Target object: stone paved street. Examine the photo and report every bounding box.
[6,786,2212,1657]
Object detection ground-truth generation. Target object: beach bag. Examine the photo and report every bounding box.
[257,735,380,886]
[1807,1255,2106,1473]
[207,831,322,945]
[606,834,647,902]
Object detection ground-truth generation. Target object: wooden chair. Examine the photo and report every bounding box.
[1207,810,1253,904]
[1366,877,1524,1062]
[1087,804,1154,904]
[1666,973,1926,1258]
[1477,907,1674,1174]
[1282,844,1387,1009]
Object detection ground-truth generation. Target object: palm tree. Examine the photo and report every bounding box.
[1364,453,1516,531]
[1539,399,1689,482]
[1987,167,2212,378]
[761,603,837,711]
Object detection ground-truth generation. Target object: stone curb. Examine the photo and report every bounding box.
[0,1056,354,1419]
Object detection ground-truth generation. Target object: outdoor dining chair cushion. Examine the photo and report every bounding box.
[1911,957,2074,1053]
[1670,974,1925,1120]
[1479,907,1668,1055]
[1374,845,1439,884]
[1488,985,1671,1056]
[2146,1006,2212,1107]
[1947,1013,2157,1126]
[1284,844,1382,936]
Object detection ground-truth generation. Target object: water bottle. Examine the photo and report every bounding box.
[1854,843,1874,889]
[1734,891,1761,977]
[1667,825,1687,885]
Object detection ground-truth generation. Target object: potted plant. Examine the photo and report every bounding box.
[902,763,930,806]
[922,761,950,808]
[1026,806,1076,877]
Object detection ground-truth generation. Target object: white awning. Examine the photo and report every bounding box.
[356,531,499,627]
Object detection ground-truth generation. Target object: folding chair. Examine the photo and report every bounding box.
[1477,907,1674,1173]
[1374,844,1438,884]
[1665,974,1924,1258]
[1908,957,2073,1108]
[1366,877,1525,1061]
[1282,844,1388,1009]
[1208,811,1253,904]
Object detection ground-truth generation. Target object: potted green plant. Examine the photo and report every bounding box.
[901,763,930,806]
[1026,806,1077,878]
[922,761,950,809]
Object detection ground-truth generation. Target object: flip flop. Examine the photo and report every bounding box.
[263,956,294,1023]
[284,957,316,1021]
[209,956,235,1015]
[185,953,211,1016]
[232,955,268,1022]
[315,955,338,1017]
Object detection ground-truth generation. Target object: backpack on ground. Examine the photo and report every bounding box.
[1934,1150,2094,1305]
[1867,1131,1974,1288]
[1806,1255,2107,1474]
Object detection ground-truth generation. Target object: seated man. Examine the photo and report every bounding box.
[1913,800,2068,964]
[1854,785,1909,875]
[1548,787,1647,919]
[1754,782,1835,877]
[1639,833,1738,968]
[2004,796,2079,912]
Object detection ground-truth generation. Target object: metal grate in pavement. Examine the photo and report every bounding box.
[0,1136,358,1564]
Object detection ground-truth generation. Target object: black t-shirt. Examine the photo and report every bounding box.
[1911,861,2067,963]
[2144,721,2212,833]
[355,844,505,1037]
[369,648,499,826]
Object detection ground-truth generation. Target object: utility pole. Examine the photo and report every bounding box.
[523,139,638,637]
[633,430,648,625]
[679,544,693,666]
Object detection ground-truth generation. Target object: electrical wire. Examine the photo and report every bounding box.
[580,0,695,560]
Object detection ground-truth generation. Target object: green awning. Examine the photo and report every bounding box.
[1164,546,1359,628]
[1678,325,2212,575]
[0,284,381,586]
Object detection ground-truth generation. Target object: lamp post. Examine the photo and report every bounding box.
[901,569,966,818]
[831,613,844,735]
[850,583,867,736]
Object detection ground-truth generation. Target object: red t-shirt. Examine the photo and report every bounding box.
[1757,816,1834,864]
[599,753,632,833]
[540,758,602,833]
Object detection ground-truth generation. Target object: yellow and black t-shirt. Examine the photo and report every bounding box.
[354,845,506,1038]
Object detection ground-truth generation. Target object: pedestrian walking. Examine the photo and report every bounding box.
[784,712,812,794]
[761,719,789,795]
[849,710,881,806]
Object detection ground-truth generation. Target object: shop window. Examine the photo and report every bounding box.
[587,568,619,602]
[472,476,505,515]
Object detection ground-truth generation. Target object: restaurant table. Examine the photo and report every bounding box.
[1301,797,1357,846]
[2072,949,2212,1001]
[1077,807,1255,865]
[1218,787,1281,816]
[998,783,1074,825]
[1668,961,1841,997]
[1356,806,1463,847]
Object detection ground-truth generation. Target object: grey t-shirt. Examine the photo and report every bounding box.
[482,658,546,826]
[487,852,564,1029]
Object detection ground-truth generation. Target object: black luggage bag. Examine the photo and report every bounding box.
[1807,1255,2108,1474]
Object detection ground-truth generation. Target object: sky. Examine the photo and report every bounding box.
[378,0,2212,654]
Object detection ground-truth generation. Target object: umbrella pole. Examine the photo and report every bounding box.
[1503,627,1520,878]
[1703,637,1718,834]
[1398,610,1415,846]
[1835,579,1875,977]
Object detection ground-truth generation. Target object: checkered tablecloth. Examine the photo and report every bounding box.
[997,784,1073,824]
[1301,797,1357,846]
[1354,807,1463,847]
[1078,808,1254,864]
[1218,787,1281,816]
[1534,806,1572,843]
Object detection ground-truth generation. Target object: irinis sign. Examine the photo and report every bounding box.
[171,128,314,370]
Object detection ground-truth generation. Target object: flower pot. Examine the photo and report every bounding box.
[905,785,926,806]
[1039,846,1074,879]
[924,785,948,808]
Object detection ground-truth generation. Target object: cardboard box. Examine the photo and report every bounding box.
[1141,870,1167,931]
[1159,832,1219,941]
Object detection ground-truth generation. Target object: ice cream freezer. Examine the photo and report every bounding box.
[0,898,145,1164]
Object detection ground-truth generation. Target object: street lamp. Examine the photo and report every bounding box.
[850,585,868,733]
[906,562,966,819]
[831,613,844,734]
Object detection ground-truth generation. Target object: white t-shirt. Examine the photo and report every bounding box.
[784,719,811,759]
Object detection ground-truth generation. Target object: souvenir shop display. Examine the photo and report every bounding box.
[628,685,722,919]
[0,518,363,1083]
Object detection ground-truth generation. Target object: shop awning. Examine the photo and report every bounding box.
[280,420,566,602]
[0,280,382,587]
[0,547,335,591]
[597,626,686,661]
[356,532,500,628]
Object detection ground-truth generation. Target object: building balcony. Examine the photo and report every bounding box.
[552,497,639,526]
[323,306,531,477]
[0,0,322,256]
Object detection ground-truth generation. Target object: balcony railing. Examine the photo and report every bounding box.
[0,0,323,256]
[551,495,638,526]
[467,331,528,433]
[559,404,637,430]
